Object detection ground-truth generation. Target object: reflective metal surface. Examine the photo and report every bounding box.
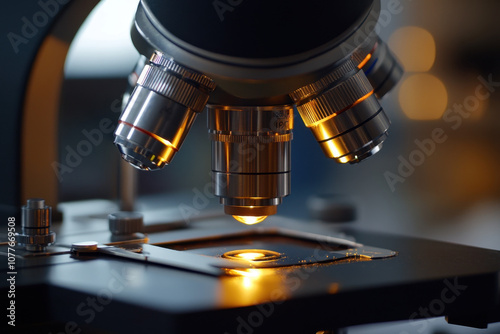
[158,227,396,269]
[2,202,500,333]
[15,198,56,252]
[291,60,391,164]
[208,106,293,220]
[131,0,381,99]
[108,211,144,235]
[114,51,216,170]
[3,0,500,332]
[70,242,245,277]
[114,0,401,220]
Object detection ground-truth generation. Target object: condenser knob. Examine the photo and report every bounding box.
[108,212,144,236]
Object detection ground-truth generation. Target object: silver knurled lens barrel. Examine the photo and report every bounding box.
[16,198,55,252]
[290,60,390,164]
[114,51,216,171]
[208,106,293,219]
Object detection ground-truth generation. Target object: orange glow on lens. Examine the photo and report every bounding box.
[232,215,268,225]
[119,121,176,150]
[322,141,346,162]
[358,53,373,69]
[306,90,374,128]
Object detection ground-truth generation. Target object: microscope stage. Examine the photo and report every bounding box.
[2,214,500,333]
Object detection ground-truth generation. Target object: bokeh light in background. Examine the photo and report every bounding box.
[398,73,448,120]
[389,26,449,121]
[65,0,139,78]
[389,26,436,72]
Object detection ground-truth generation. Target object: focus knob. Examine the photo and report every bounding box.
[108,212,144,236]
[307,194,356,223]
[16,198,56,252]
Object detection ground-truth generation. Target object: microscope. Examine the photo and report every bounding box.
[1,1,500,333]
[114,0,400,224]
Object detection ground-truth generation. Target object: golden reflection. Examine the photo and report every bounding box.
[223,249,281,262]
[236,252,266,261]
[328,283,340,294]
[149,131,176,150]
[225,268,271,277]
[358,53,373,69]
[218,267,341,308]
[119,120,177,164]
[321,140,348,162]
[119,121,177,150]
[218,268,290,307]
[232,215,268,225]
[307,91,374,128]
[338,156,351,164]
